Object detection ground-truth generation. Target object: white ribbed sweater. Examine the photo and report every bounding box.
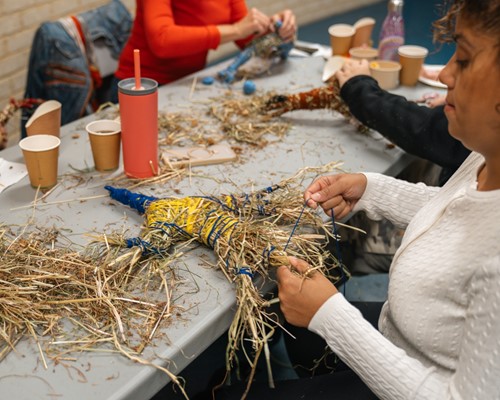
[309,152,500,400]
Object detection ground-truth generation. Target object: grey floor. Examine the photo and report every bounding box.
[152,1,453,398]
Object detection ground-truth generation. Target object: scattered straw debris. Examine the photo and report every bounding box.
[0,225,188,398]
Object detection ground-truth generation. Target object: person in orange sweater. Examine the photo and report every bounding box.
[111,0,296,100]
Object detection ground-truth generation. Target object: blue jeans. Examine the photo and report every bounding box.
[22,0,131,136]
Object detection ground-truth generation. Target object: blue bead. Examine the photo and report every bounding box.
[243,80,256,95]
[202,76,215,85]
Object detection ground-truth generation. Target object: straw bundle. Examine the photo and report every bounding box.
[104,162,350,397]
[262,80,369,133]
[207,92,290,147]
[0,226,187,396]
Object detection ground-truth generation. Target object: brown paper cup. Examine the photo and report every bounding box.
[85,120,121,172]
[349,46,378,61]
[369,60,402,90]
[19,134,60,190]
[352,17,375,48]
[329,24,355,56]
[398,45,429,86]
[25,100,62,137]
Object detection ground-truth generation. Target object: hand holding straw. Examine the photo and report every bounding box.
[133,49,144,90]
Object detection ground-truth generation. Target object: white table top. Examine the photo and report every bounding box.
[0,55,443,400]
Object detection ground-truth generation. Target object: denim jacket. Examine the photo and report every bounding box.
[22,0,131,136]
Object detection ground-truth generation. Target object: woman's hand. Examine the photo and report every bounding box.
[270,9,297,42]
[219,8,271,43]
[304,173,367,219]
[277,257,338,327]
[335,59,371,88]
[233,7,271,39]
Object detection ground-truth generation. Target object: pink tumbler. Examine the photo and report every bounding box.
[118,77,158,178]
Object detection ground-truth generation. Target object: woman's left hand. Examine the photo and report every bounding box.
[335,59,371,88]
[276,257,338,327]
[271,9,296,42]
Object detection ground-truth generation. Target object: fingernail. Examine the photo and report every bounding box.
[311,193,320,201]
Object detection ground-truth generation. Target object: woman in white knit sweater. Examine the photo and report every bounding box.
[274,0,500,399]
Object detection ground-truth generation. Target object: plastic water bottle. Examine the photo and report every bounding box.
[378,0,405,61]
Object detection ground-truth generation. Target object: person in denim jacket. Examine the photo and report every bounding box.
[22,0,132,137]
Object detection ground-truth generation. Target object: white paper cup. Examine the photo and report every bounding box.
[398,45,429,86]
[352,17,376,48]
[329,24,356,56]
[25,100,62,137]
[349,46,379,61]
[369,60,402,90]
[85,120,121,172]
[19,134,60,189]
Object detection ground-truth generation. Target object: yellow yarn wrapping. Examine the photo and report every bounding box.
[145,196,239,248]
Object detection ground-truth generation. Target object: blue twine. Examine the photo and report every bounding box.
[208,215,237,248]
[262,245,276,264]
[283,200,308,251]
[257,204,266,215]
[205,215,223,247]
[330,208,346,295]
[125,237,162,255]
[152,221,191,238]
[235,266,254,278]
[282,199,347,295]
[197,209,216,239]
[200,196,238,214]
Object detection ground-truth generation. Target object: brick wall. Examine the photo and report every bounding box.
[0,0,378,148]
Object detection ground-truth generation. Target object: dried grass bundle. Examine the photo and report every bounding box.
[262,80,369,133]
[104,162,350,398]
[158,110,222,148]
[207,92,290,147]
[0,226,187,397]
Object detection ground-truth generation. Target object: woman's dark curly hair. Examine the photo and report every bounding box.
[433,0,500,46]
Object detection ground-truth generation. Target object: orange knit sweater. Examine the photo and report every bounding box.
[116,0,253,84]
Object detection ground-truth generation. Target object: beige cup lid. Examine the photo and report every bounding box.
[353,17,376,29]
[349,47,378,57]
[398,45,428,58]
[328,24,356,37]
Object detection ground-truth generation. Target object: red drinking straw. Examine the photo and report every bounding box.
[133,49,142,90]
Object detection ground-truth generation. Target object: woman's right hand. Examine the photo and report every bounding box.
[234,7,271,39]
[270,9,297,42]
[304,173,367,219]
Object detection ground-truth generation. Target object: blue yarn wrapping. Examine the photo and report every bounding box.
[235,266,254,278]
[105,186,157,214]
[217,47,253,84]
[125,237,162,255]
[330,208,347,293]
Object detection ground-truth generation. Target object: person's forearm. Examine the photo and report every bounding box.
[354,173,440,227]
[340,76,470,170]
[217,24,246,44]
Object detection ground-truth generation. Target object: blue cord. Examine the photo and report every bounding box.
[283,201,308,251]
[330,208,346,296]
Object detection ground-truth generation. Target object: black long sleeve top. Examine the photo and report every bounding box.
[340,75,471,183]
